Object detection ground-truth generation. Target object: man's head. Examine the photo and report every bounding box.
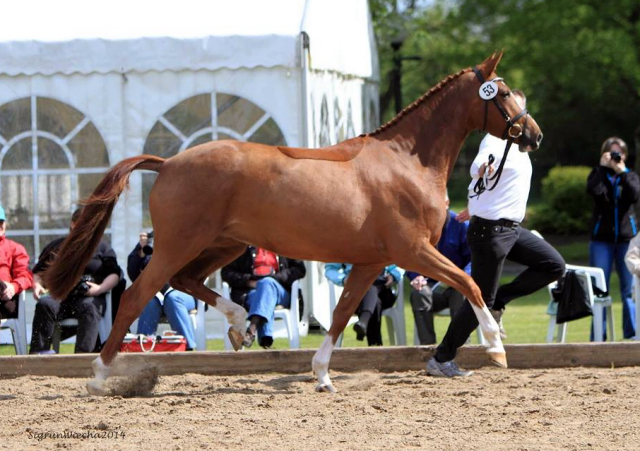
[601,136,628,162]
[0,204,6,237]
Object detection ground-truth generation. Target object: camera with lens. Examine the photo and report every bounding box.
[142,231,154,256]
[610,151,622,163]
[68,275,95,301]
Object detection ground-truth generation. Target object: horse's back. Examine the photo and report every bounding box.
[277,137,367,162]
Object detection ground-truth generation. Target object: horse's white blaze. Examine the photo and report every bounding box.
[471,304,505,354]
[312,335,335,389]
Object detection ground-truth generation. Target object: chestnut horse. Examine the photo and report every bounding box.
[44,52,542,394]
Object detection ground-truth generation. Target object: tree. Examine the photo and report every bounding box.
[370,0,640,199]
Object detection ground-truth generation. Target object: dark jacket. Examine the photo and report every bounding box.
[34,238,121,302]
[221,246,306,306]
[587,166,640,242]
[127,243,171,295]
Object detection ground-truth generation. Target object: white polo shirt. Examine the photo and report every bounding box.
[467,134,532,222]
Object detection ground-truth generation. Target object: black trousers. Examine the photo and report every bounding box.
[29,295,105,354]
[356,283,396,346]
[411,285,465,345]
[435,219,565,362]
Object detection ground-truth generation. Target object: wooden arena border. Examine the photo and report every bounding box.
[1,342,639,378]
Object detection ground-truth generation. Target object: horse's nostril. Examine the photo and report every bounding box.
[537,133,543,145]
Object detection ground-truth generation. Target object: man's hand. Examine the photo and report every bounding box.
[611,159,627,174]
[455,208,470,222]
[384,274,394,287]
[410,275,426,291]
[2,281,15,301]
[478,162,495,177]
[247,279,258,289]
[599,152,612,168]
[33,282,47,301]
[85,281,102,297]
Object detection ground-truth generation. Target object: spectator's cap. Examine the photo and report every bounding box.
[0,205,5,221]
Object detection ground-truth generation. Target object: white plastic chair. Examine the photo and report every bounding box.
[328,275,406,347]
[52,291,113,352]
[190,297,207,351]
[222,279,303,349]
[0,291,27,354]
[546,264,614,343]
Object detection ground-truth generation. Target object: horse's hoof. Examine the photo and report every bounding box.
[315,383,337,394]
[227,328,243,351]
[86,379,109,396]
[488,351,508,368]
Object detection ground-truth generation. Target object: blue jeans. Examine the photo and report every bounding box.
[246,277,290,342]
[137,289,197,349]
[589,241,636,339]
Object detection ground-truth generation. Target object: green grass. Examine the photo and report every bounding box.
[1,238,629,355]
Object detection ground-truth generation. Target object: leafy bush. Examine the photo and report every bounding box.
[526,166,592,235]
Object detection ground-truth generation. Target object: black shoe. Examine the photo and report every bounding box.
[353,321,367,341]
[259,336,273,349]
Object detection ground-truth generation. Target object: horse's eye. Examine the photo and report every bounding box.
[502,92,511,99]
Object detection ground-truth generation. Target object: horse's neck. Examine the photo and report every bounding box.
[376,81,472,178]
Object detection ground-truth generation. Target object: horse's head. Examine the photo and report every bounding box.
[469,51,543,152]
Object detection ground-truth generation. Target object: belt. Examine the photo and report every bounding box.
[471,216,520,230]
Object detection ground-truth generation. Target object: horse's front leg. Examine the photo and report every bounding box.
[312,264,383,393]
[400,240,506,367]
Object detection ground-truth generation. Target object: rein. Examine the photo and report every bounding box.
[470,66,529,198]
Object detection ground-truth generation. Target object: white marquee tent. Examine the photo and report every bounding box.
[0,0,380,345]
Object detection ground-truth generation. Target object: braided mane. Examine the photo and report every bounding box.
[365,67,472,137]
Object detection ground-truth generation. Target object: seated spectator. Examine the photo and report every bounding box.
[407,194,471,345]
[0,204,33,321]
[325,263,401,346]
[30,208,121,354]
[128,230,197,350]
[221,246,306,348]
[625,232,640,281]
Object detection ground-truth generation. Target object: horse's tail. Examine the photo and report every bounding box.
[44,155,165,300]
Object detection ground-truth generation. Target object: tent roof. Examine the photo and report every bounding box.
[0,0,378,79]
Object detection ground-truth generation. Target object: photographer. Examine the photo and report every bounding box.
[128,230,197,350]
[587,136,640,339]
[30,208,121,354]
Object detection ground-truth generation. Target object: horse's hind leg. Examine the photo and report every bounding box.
[88,243,208,395]
[312,264,383,393]
[168,241,249,350]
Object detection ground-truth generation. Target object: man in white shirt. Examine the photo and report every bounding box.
[427,90,565,377]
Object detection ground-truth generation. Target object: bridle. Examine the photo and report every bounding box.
[470,66,530,198]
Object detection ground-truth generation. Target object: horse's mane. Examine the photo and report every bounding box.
[365,67,472,137]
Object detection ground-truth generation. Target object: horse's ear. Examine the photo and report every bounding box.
[479,50,504,77]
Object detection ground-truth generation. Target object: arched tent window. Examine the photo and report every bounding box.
[142,92,287,227]
[0,96,110,260]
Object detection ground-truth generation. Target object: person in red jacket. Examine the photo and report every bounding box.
[0,204,33,320]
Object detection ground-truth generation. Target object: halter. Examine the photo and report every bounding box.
[470,66,530,198]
